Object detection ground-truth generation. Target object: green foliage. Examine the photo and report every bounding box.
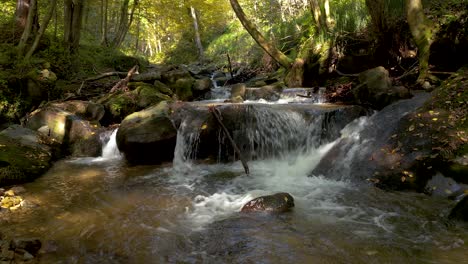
[331,0,370,33]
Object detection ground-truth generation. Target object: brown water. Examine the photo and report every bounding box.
[1,155,467,264]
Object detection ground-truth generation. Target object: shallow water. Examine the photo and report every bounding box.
[1,137,467,263]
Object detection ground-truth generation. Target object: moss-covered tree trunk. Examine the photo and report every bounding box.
[229,0,293,69]
[406,0,433,83]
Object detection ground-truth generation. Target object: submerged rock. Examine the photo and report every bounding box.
[449,196,468,222]
[10,238,42,256]
[241,192,294,213]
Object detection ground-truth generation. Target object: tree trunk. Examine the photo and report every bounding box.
[111,0,130,48]
[17,0,37,57]
[190,6,204,60]
[229,0,293,69]
[101,0,108,46]
[25,0,57,59]
[135,6,140,52]
[15,0,31,31]
[121,0,139,45]
[64,0,84,53]
[309,0,329,34]
[406,0,433,83]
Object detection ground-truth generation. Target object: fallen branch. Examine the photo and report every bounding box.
[84,71,128,82]
[110,65,139,93]
[209,106,250,175]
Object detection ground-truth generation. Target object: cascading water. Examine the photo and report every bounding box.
[4,94,467,263]
[100,129,122,160]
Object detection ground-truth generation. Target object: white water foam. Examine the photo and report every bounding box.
[101,129,122,160]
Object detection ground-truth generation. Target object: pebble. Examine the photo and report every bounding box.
[3,190,14,197]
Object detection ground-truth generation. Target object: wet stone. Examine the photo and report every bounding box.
[10,238,42,256]
[241,192,295,213]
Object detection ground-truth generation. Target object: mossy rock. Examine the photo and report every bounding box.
[133,86,172,108]
[0,135,52,186]
[173,78,194,101]
[154,80,174,95]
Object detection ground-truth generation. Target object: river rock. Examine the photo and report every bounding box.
[310,93,432,189]
[245,83,284,101]
[134,85,172,108]
[354,66,411,109]
[0,126,52,186]
[241,192,294,213]
[25,106,102,157]
[10,238,41,256]
[230,83,246,100]
[49,100,105,122]
[449,196,468,222]
[173,78,195,101]
[153,80,174,95]
[116,101,177,164]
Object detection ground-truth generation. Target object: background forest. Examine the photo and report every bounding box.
[0,0,467,124]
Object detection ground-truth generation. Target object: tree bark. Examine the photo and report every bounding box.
[190,6,204,61]
[25,0,57,59]
[229,0,293,69]
[406,0,433,83]
[17,0,37,57]
[309,0,329,34]
[100,0,109,45]
[64,0,84,53]
[111,0,130,48]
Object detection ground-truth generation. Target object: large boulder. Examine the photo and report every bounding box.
[116,101,177,164]
[25,106,102,157]
[241,192,294,213]
[25,66,57,106]
[245,83,284,101]
[354,66,411,109]
[161,68,192,86]
[310,93,432,189]
[48,100,105,122]
[153,80,174,96]
[133,85,172,108]
[173,78,195,101]
[193,77,213,98]
[230,83,246,100]
[0,126,52,186]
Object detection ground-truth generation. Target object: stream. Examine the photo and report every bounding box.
[1,98,468,263]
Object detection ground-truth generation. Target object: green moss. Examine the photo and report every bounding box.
[0,135,51,186]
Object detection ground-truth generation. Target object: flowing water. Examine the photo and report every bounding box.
[1,102,468,263]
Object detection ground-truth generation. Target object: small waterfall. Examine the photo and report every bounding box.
[240,106,323,159]
[209,73,230,100]
[173,120,202,173]
[317,87,327,104]
[100,129,122,160]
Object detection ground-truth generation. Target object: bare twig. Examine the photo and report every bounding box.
[209,106,250,175]
[110,65,139,93]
